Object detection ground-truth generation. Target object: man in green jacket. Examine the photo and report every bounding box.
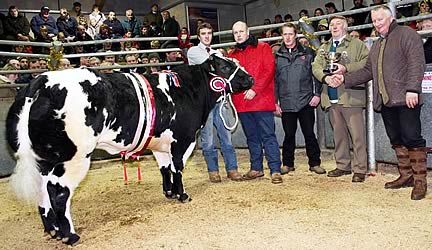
[330,6,428,200]
[312,15,369,182]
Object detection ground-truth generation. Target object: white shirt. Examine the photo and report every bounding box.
[187,42,222,65]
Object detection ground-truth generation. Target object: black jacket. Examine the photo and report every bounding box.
[3,14,30,38]
[275,42,321,112]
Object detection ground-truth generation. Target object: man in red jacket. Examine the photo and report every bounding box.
[229,21,283,184]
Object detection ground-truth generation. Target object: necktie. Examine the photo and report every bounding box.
[206,47,210,54]
[328,40,340,104]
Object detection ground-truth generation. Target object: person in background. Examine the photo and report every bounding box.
[147,52,160,73]
[59,58,71,69]
[312,16,369,183]
[187,22,243,183]
[349,30,362,40]
[138,24,152,50]
[122,9,141,37]
[312,8,325,30]
[104,11,124,39]
[39,58,48,69]
[122,54,145,73]
[330,5,428,200]
[275,23,325,175]
[274,14,283,23]
[6,58,20,69]
[88,4,106,36]
[3,5,31,42]
[70,2,82,18]
[99,61,114,73]
[57,8,77,41]
[16,58,41,83]
[350,0,368,26]
[19,57,28,70]
[299,9,309,19]
[422,18,432,63]
[284,14,294,22]
[229,21,283,184]
[31,6,58,41]
[143,4,163,30]
[325,2,339,14]
[89,57,101,67]
[161,10,180,37]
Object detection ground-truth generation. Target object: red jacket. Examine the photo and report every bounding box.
[228,40,276,112]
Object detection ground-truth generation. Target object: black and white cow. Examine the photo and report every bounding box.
[6,54,253,246]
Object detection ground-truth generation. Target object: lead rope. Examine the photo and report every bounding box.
[214,65,239,131]
[219,92,239,131]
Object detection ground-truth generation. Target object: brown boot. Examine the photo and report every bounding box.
[208,172,221,183]
[385,145,414,189]
[227,170,244,181]
[409,147,428,200]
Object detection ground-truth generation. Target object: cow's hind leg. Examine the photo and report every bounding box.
[40,157,91,245]
[153,151,175,199]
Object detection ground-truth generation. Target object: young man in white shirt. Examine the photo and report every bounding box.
[187,23,242,183]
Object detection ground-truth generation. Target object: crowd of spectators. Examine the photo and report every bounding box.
[261,0,432,45]
[1,0,432,83]
[0,2,185,80]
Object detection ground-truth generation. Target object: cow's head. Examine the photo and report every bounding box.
[207,54,254,93]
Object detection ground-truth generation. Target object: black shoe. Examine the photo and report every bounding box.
[281,165,295,175]
[309,166,326,174]
[327,168,351,177]
[352,173,366,182]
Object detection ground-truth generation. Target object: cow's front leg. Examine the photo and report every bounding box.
[171,170,189,202]
[171,141,196,202]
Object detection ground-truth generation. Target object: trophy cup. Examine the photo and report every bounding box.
[320,47,342,74]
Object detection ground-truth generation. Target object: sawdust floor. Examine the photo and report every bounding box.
[0,149,431,250]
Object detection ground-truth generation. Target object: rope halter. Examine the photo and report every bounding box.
[208,63,241,131]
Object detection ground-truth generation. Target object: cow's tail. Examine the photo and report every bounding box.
[6,88,43,205]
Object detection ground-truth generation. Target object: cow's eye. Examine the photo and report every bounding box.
[222,66,230,72]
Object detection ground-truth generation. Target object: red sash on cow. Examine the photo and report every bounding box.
[120,73,156,160]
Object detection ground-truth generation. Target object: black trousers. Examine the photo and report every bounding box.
[381,105,426,149]
[281,105,321,168]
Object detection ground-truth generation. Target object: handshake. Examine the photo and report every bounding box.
[323,62,347,88]
[325,74,344,88]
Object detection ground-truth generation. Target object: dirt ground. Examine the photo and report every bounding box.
[0,149,431,250]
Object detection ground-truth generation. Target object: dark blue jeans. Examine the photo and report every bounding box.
[239,111,281,174]
[381,105,426,148]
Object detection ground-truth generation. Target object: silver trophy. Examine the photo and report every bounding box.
[320,48,342,74]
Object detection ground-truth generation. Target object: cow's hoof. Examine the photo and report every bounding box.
[164,191,176,199]
[65,234,80,246]
[178,193,191,203]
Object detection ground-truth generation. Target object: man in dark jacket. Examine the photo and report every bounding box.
[275,23,325,175]
[31,6,58,40]
[57,8,77,40]
[3,6,31,41]
[103,11,124,38]
[161,10,179,37]
[143,4,163,28]
[331,5,428,200]
[121,9,141,37]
